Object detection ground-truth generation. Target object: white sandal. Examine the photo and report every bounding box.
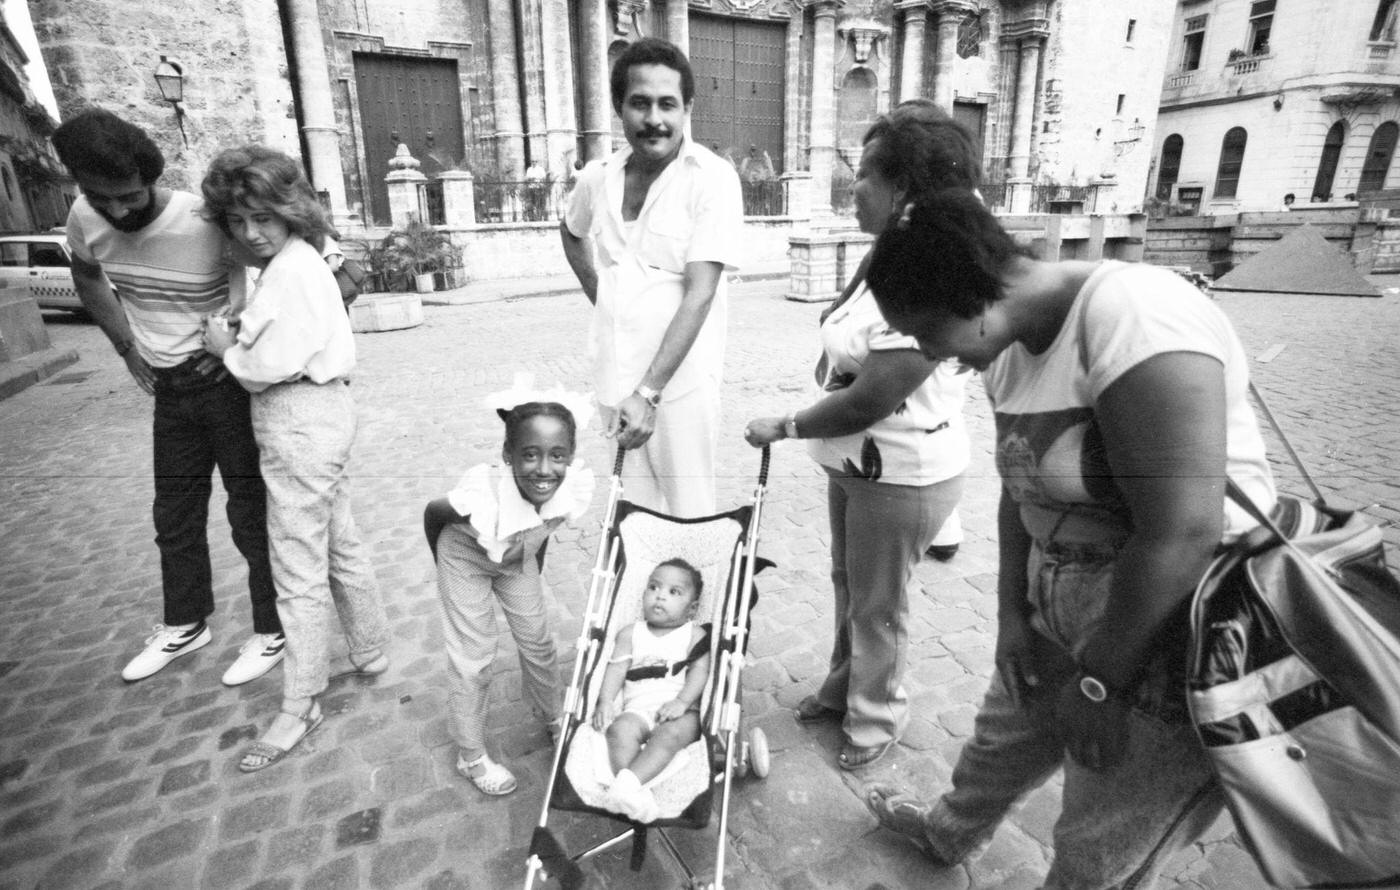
[458,752,517,796]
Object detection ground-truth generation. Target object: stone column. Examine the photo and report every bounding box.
[1008,35,1043,180]
[809,0,844,219]
[929,0,972,111]
[993,35,1020,180]
[385,144,427,228]
[668,0,689,55]
[541,0,578,175]
[783,11,804,173]
[519,0,548,166]
[439,170,477,228]
[896,1,928,102]
[488,0,527,178]
[285,0,349,223]
[578,0,610,162]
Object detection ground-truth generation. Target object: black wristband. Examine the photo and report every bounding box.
[115,339,135,357]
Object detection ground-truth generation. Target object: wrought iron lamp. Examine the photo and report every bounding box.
[154,56,188,146]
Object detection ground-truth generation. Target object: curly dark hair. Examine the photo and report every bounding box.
[867,188,1030,326]
[51,108,165,184]
[861,99,982,196]
[497,402,578,452]
[654,557,703,603]
[200,145,330,249]
[610,38,694,112]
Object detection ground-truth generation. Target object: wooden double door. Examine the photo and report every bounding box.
[688,13,786,175]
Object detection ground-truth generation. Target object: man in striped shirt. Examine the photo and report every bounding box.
[52,109,285,687]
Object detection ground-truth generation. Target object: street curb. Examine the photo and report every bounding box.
[0,347,79,402]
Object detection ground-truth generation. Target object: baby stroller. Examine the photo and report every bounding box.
[524,447,774,890]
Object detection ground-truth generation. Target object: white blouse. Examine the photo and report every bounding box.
[806,283,971,486]
[224,236,355,393]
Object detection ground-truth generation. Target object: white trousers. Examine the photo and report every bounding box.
[614,382,720,519]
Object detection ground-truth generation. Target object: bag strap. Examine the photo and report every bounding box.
[1247,380,1326,505]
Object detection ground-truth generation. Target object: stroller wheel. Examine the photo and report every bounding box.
[748,728,771,779]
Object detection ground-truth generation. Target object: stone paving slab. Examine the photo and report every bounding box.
[1,282,1396,890]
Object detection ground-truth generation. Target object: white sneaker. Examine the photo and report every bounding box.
[221,633,287,686]
[121,622,212,682]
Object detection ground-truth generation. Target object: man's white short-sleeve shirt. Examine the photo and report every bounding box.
[564,139,743,404]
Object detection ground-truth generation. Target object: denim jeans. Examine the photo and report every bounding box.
[924,539,1223,889]
[820,472,965,747]
[250,379,386,700]
[152,368,280,634]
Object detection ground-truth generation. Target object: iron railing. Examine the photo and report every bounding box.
[474,180,575,224]
[741,179,786,216]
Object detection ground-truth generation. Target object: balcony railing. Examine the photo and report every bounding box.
[1165,71,1196,89]
[1226,54,1269,75]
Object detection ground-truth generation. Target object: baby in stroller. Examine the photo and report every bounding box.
[591,558,711,822]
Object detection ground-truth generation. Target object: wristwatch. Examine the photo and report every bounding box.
[114,339,135,358]
[783,415,800,440]
[1076,672,1111,703]
[634,384,662,409]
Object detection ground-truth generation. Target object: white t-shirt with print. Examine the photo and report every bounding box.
[983,261,1275,543]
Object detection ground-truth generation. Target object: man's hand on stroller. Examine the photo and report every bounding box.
[592,701,617,731]
[606,394,657,449]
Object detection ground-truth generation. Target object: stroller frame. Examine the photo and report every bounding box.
[523,446,772,890]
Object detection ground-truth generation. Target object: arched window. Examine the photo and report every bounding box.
[957,12,982,58]
[1313,122,1345,201]
[1213,127,1247,198]
[1156,134,1184,201]
[1359,121,1398,193]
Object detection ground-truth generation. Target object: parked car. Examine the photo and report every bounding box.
[0,233,83,313]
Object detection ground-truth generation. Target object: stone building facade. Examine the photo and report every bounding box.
[30,0,1169,229]
[0,7,67,233]
[1154,0,1400,213]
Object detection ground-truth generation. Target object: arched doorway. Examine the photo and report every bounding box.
[1358,121,1398,193]
[1312,122,1344,201]
[1157,134,1184,201]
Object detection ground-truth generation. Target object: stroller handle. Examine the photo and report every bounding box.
[610,444,771,486]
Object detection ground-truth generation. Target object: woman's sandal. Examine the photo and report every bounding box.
[839,739,894,770]
[349,649,389,676]
[458,752,518,796]
[239,701,323,773]
[795,694,845,725]
[863,784,953,866]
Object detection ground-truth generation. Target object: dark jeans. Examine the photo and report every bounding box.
[152,366,280,634]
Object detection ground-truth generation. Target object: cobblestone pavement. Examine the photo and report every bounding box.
[2,277,1396,890]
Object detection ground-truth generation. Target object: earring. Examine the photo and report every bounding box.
[979,313,986,337]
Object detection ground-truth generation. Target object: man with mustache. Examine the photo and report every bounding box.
[51,109,285,687]
[561,38,743,517]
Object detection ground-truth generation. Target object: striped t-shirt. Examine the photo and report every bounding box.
[66,191,233,368]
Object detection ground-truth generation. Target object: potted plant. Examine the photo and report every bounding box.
[377,221,458,293]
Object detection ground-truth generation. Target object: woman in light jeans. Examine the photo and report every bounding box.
[202,145,388,773]
[744,101,978,771]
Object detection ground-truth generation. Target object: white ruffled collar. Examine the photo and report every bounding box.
[450,461,595,563]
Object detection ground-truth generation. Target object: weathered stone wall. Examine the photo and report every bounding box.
[1036,0,1171,211]
[30,0,297,192]
[1144,207,1386,276]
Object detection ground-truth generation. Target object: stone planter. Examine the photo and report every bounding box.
[414,272,436,293]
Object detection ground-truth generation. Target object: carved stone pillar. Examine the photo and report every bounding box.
[488,0,527,178]
[519,1,548,166]
[285,0,348,222]
[541,0,578,175]
[784,10,804,173]
[896,1,928,102]
[1009,35,1043,180]
[929,0,974,111]
[385,144,427,229]
[579,0,610,162]
[668,0,689,54]
[809,0,844,218]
